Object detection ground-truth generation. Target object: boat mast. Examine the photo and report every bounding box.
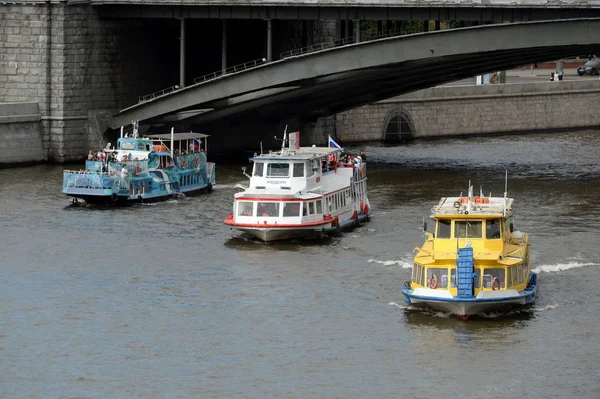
[503,170,508,216]
[170,127,174,158]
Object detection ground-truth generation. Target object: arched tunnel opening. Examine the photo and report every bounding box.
[383,107,415,143]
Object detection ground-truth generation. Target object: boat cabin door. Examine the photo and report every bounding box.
[456,247,475,297]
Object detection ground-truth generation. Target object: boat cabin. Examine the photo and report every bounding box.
[232,145,368,224]
[412,194,530,296]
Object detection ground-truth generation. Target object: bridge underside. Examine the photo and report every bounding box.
[112,19,600,133]
[177,45,599,128]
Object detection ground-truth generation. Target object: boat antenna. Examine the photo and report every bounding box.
[281,124,288,153]
[120,126,124,139]
[480,185,483,198]
[260,141,263,155]
[503,169,508,216]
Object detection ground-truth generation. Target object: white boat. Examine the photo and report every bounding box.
[224,131,371,242]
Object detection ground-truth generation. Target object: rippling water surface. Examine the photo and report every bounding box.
[2,130,600,398]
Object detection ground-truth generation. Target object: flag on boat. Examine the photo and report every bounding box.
[328,135,341,149]
[193,139,201,151]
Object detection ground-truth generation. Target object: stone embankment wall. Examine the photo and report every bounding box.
[331,80,600,143]
[0,102,45,166]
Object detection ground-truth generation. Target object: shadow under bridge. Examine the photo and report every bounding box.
[111,18,600,130]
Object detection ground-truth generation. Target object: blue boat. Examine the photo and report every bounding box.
[62,127,215,205]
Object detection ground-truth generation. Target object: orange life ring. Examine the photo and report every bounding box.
[491,277,501,290]
[181,158,186,169]
[194,155,199,166]
[429,274,438,289]
[474,196,490,204]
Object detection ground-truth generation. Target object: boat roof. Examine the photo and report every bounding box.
[250,146,342,161]
[146,132,210,140]
[432,195,514,218]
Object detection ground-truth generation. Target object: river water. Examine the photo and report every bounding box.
[2,130,600,398]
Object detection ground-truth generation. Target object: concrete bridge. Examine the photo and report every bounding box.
[94,0,600,22]
[112,18,600,132]
[2,0,600,164]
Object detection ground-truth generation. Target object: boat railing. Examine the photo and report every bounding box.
[207,162,216,184]
[63,170,125,190]
[177,152,206,171]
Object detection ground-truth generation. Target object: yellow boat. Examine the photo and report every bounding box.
[402,181,537,319]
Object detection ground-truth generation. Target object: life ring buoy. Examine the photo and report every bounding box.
[194,155,199,166]
[491,277,501,290]
[110,192,118,203]
[429,274,438,289]
[454,201,462,209]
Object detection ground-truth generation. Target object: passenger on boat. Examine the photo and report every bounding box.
[88,151,95,160]
[359,151,367,162]
[189,142,195,153]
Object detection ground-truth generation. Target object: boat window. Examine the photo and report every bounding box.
[238,201,254,216]
[293,163,304,177]
[309,202,315,214]
[518,263,524,284]
[428,268,449,288]
[473,269,481,288]
[120,141,135,150]
[137,142,145,150]
[486,219,501,239]
[507,267,513,287]
[283,202,301,217]
[450,269,456,288]
[267,163,290,177]
[454,221,482,238]
[316,200,323,214]
[303,202,309,216]
[257,202,280,217]
[437,220,451,238]
[253,162,264,177]
[482,268,505,289]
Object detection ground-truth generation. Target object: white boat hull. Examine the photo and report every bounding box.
[238,225,329,242]
[408,297,526,317]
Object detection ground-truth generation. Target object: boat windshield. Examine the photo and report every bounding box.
[486,219,501,239]
[437,219,451,238]
[267,163,289,177]
[253,162,264,177]
[454,220,482,238]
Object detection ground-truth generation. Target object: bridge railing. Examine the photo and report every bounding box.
[137,29,404,104]
[280,37,356,59]
[193,58,268,84]
[138,85,181,103]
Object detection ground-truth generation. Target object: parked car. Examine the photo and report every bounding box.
[577,60,600,76]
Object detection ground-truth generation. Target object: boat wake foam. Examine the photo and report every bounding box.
[388,302,410,310]
[368,258,412,268]
[532,261,597,274]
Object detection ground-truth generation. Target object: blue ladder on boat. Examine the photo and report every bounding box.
[457,247,475,297]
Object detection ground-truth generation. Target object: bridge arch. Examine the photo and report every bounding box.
[382,106,415,143]
[112,18,600,129]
